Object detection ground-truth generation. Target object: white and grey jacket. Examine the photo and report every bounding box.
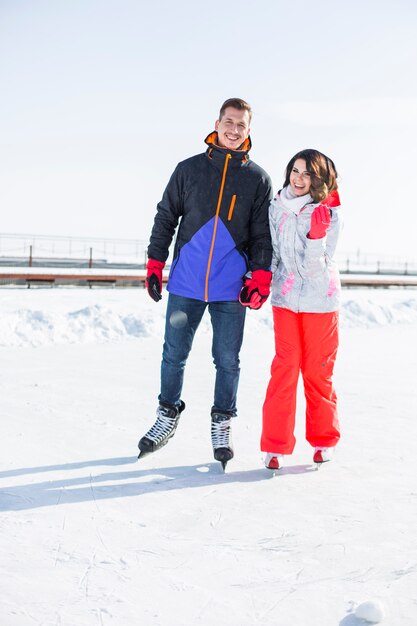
[269,186,342,313]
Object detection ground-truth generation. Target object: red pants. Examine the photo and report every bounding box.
[261,307,340,454]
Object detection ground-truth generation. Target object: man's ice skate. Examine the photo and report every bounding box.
[264,452,285,472]
[211,412,234,470]
[138,400,185,458]
[313,446,334,466]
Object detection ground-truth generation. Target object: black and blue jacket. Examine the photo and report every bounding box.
[148,132,273,302]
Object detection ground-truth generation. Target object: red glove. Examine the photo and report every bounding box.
[146,259,165,302]
[239,269,272,310]
[308,204,331,239]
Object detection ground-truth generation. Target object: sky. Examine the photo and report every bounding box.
[1,0,417,260]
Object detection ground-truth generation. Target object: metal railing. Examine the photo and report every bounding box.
[336,251,417,275]
[1,234,417,285]
[0,233,149,268]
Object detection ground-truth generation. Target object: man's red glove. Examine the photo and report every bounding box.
[146,259,165,302]
[239,269,272,310]
[308,204,331,239]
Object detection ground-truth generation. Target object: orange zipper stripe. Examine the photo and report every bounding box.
[205,153,231,301]
[228,194,236,221]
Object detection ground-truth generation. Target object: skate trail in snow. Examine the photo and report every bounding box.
[1,290,417,625]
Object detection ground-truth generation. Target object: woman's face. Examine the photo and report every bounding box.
[289,158,312,196]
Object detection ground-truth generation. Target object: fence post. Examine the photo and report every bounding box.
[89,248,93,269]
[29,245,33,267]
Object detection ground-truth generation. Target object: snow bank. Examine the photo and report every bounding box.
[0,287,416,347]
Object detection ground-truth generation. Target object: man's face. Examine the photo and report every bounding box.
[215,107,250,150]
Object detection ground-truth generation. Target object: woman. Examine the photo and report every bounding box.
[261,149,342,470]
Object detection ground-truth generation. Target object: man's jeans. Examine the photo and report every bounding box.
[160,293,247,415]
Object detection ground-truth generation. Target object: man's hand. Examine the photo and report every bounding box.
[308,204,331,239]
[239,269,272,310]
[146,259,165,302]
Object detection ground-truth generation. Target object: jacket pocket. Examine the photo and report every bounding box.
[227,195,237,221]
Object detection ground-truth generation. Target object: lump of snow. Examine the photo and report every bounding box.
[355,600,385,623]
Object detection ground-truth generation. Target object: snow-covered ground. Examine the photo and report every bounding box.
[1,287,417,625]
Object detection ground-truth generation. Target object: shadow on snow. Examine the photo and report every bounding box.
[339,614,364,626]
[0,456,317,512]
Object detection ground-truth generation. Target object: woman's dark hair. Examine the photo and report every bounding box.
[284,149,338,202]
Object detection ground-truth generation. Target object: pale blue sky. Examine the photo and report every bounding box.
[1,0,416,258]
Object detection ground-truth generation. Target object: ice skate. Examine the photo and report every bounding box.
[264,452,285,471]
[313,446,334,465]
[211,412,234,470]
[138,400,185,458]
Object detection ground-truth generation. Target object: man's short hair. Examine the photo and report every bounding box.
[219,98,252,124]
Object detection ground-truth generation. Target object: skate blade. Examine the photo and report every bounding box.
[266,467,281,476]
[270,469,280,476]
[138,450,151,460]
[314,460,330,470]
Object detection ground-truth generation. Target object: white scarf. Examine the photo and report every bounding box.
[279,185,313,215]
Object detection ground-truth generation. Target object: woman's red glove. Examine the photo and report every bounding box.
[308,204,331,239]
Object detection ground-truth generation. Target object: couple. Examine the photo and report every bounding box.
[138,98,341,471]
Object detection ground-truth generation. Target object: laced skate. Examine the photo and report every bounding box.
[211,412,234,470]
[138,400,185,458]
[264,452,285,471]
[313,446,334,464]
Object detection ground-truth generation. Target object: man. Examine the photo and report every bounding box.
[138,98,273,469]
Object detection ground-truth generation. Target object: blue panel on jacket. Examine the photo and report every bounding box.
[167,217,247,302]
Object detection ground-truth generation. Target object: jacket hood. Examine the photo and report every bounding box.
[204,131,252,156]
[323,190,341,208]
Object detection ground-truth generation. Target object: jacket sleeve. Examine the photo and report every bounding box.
[300,207,342,278]
[147,165,184,262]
[268,199,281,274]
[247,174,274,271]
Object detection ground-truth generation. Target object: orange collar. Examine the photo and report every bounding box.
[204,131,252,154]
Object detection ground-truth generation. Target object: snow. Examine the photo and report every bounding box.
[1,286,417,348]
[1,286,417,625]
[355,600,385,623]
